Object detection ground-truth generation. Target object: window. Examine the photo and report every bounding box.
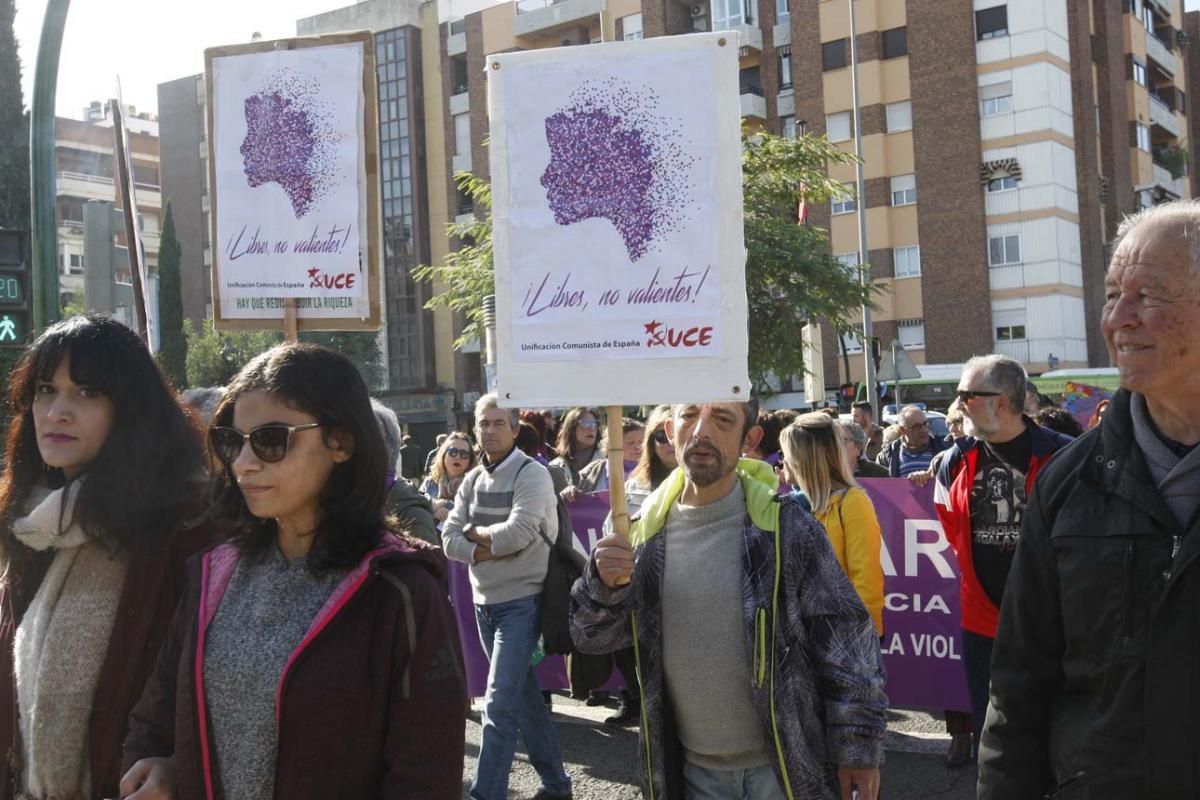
[1131,57,1147,87]
[976,5,1008,41]
[453,113,470,157]
[980,81,1014,116]
[996,324,1027,341]
[836,252,859,277]
[840,330,864,354]
[899,320,925,349]
[894,245,921,277]
[987,175,1019,192]
[989,234,1021,266]
[780,114,796,138]
[1135,122,1151,152]
[831,185,857,215]
[776,0,788,22]
[826,111,852,142]
[712,0,750,30]
[451,56,468,95]
[778,47,792,90]
[890,174,917,206]
[822,39,847,71]
[622,13,643,40]
[886,101,912,132]
[882,27,907,59]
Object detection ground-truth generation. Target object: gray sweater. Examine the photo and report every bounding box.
[661,482,773,770]
[1131,392,1200,531]
[203,548,347,800]
[442,448,558,605]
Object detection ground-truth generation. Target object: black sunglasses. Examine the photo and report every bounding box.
[209,422,322,464]
[652,429,669,444]
[445,446,472,460]
[956,389,1003,402]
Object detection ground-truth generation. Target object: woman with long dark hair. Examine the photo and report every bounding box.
[547,407,604,501]
[0,314,212,799]
[121,343,465,799]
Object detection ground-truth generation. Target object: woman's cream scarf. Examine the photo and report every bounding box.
[12,482,126,800]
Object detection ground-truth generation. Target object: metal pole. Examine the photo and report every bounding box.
[30,0,71,330]
[848,0,877,420]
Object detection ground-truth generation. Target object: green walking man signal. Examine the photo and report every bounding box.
[0,230,33,348]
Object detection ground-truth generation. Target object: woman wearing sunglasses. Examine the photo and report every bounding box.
[0,315,214,800]
[421,432,477,524]
[121,344,465,799]
[547,407,604,502]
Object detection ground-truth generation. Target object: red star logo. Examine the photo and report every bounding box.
[644,320,660,335]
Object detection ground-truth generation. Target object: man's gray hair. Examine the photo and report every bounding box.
[899,404,926,425]
[370,398,403,472]
[1112,199,1200,269]
[475,392,520,428]
[836,418,867,449]
[964,354,1027,411]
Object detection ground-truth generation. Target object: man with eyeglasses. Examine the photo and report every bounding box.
[442,393,572,800]
[932,355,1072,765]
[876,405,951,480]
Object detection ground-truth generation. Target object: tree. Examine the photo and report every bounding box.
[0,0,28,231]
[413,132,876,386]
[157,203,188,388]
[184,319,382,390]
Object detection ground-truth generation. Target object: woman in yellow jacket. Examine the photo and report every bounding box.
[780,412,885,635]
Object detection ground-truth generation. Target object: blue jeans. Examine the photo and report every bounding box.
[683,761,787,800]
[962,628,994,747]
[470,594,572,800]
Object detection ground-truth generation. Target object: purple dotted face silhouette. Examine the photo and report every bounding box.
[240,69,337,219]
[540,81,692,262]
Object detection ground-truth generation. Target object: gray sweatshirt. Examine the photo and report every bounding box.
[441,448,558,605]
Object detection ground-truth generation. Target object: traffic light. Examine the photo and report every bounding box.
[839,382,858,411]
[0,230,30,348]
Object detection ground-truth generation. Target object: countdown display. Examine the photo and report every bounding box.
[0,271,24,307]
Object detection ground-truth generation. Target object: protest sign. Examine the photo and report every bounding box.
[205,33,381,331]
[1062,381,1111,429]
[450,483,970,710]
[862,478,971,712]
[487,33,748,407]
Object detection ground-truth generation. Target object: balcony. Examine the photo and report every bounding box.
[1149,93,1181,137]
[1145,31,1178,77]
[57,219,84,234]
[739,85,766,120]
[725,23,762,54]
[56,171,115,202]
[450,91,469,116]
[1151,162,1185,199]
[513,0,605,38]
[447,31,466,56]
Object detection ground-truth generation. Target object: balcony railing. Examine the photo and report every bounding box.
[57,170,113,186]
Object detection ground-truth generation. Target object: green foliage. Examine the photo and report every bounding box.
[183,320,382,390]
[414,133,876,386]
[0,0,28,231]
[412,172,493,349]
[157,204,188,388]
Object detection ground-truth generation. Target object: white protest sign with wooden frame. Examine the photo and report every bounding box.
[488,33,749,408]
[205,32,382,334]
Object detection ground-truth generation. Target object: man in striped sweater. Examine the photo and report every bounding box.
[442,394,572,800]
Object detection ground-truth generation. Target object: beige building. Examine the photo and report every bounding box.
[55,102,161,308]
[437,0,1195,396]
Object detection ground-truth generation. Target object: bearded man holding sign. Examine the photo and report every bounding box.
[570,401,887,800]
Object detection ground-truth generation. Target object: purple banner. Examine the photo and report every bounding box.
[449,492,618,698]
[861,479,971,712]
[449,481,970,711]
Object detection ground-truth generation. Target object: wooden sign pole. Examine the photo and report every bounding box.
[606,405,632,586]
[283,298,298,343]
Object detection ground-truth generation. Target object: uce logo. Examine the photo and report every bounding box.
[307,268,357,290]
[644,320,714,349]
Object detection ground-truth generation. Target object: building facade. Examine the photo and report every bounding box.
[441,0,1195,395]
[55,104,162,311]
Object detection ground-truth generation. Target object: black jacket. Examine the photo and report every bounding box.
[979,389,1200,799]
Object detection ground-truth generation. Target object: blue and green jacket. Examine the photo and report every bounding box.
[570,459,887,800]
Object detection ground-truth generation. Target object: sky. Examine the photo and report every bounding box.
[13,0,495,119]
[16,0,1200,119]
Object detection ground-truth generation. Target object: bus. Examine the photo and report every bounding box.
[858,365,1120,412]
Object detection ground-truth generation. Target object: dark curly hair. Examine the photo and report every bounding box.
[208,343,389,573]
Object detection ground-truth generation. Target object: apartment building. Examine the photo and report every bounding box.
[439,0,1195,393]
[55,103,162,310]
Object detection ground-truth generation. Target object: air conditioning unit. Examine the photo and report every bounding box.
[690,4,706,17]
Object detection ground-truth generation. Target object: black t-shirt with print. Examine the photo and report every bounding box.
[969,427,1033,608]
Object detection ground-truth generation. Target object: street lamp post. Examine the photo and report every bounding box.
[848,0,878,420]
